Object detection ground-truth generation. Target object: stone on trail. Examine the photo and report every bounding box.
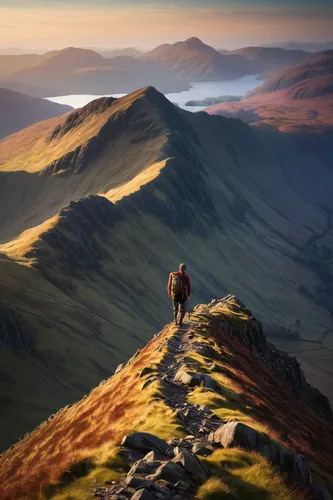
[212,421,257,449]
[150,461,189,483]
[172,449,206,484]
[131,489,157,500]
[192,442,212,456]
[122,433,170,454]
[125,475,153,490]
[174,370,201,387]
[128,459,154,476]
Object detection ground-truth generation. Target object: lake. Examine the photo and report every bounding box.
[46,75,262,112]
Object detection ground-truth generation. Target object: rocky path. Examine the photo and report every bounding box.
[93,311,331,500]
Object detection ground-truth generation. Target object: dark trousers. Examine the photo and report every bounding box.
[173,293,187,324]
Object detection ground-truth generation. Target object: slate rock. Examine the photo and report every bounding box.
[174,480,193,492]
[128,459,153,476]
[213,422,257,449]
[132,489,156,500]
[192,442,212,456]
[151,462,189,483]
[172,449,206,484]
[174,370,201,387]
[122,433,170,454]
[125,475,153,489]
[201,375,219,392]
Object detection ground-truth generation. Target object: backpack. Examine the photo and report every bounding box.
[172,273,184,296]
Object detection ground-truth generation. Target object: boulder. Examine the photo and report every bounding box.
[174,480,193,492]
[122,433,170,454]
[174,370,201,387]
[212,422,257,449]
[128,459,154,476]
[192,442,212,456]
[151,462,189,483]
[144,451,163,463]
[132,489,156,500]
[201,375,219,391]
[172,449,206,484]
[125,476,153,490]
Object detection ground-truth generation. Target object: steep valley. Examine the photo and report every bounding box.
[1,87,333,453]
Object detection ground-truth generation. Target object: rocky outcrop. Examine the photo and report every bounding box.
[194,295,333,420]
[209,421,311,489]
[48,97,117,141]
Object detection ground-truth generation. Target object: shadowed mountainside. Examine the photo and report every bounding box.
[0,297,332,500]
[207,51,333,131]
[1,87,333,452]
[264,40,333,53]
[0,88,73,139]
[220,46,310,77]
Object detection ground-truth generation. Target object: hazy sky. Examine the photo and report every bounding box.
[1,0,332,50]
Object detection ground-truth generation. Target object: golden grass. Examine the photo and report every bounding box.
[200,449,302,500]
[0,326,173,500]
[0,214,59,260]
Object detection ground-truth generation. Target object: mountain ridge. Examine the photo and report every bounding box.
[1,87,333,454]
[0,296,332,500]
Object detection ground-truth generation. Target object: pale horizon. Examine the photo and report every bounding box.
[1,0,332,51]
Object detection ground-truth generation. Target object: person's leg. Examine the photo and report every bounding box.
[179,298,186,327]
[173,299,179,324]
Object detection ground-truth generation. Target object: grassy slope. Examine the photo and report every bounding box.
[207,52,333,131]
[0,298,332,500]
[1,88,333,451]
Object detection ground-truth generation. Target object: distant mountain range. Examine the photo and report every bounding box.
[0,38,312,98]
[220,46,310,77]
[208,51,333,132]
[0,88,73,139]
[264,40,333,53]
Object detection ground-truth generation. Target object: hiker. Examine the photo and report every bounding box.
[168,263,191,327]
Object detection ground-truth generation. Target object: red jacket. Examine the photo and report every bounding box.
[168,271,191,297]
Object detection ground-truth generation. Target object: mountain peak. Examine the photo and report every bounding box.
[183,36,206,49]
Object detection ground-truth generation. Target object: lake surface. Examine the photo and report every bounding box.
[46,75,262,112]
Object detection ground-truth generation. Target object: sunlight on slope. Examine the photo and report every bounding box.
[0,215,59,261]
[198,449,302,500]
[0,87,163,174]
[103,158,170,202]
